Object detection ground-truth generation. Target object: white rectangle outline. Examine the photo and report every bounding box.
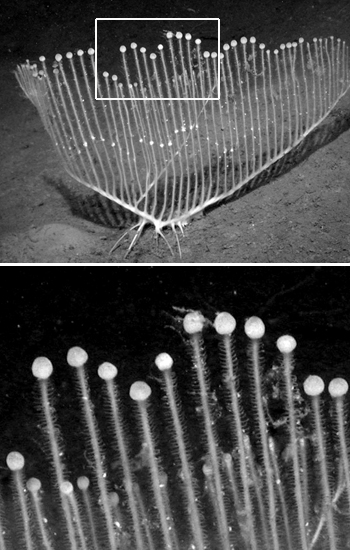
[95,18,220,101]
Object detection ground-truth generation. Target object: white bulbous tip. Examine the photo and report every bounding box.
[77,476,90,490]
[39,55,45,62]
[183,311,205,334]
[130,381,151,402]
[88,48,94,55]
[223,453,232,465]
[55,54,62,62]
[240,37,247,44]
[159,471,168,487]
[202,463,213,476]
[6,451,25,471]
[109,492,120,506]
[277,335,297,354]
[77,49,84,56]
[176,32,183,39]
[32,357,53,379]
[244,316,265,339]
[60,481,73,496]
[214,312,236,335]
[98,362,118,380]
[155,353,173,371]
[250,36,256,43]
[27,477,41,493]
[66,52,73,59]
[303,375,325,397]
[67,346,88,368]
[120,45,126,53]
[329,378,348,398]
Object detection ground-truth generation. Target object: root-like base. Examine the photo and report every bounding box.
[109,219,188,259]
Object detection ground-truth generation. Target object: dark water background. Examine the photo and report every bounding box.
[0,267,349,470]
[0,266,349,547]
